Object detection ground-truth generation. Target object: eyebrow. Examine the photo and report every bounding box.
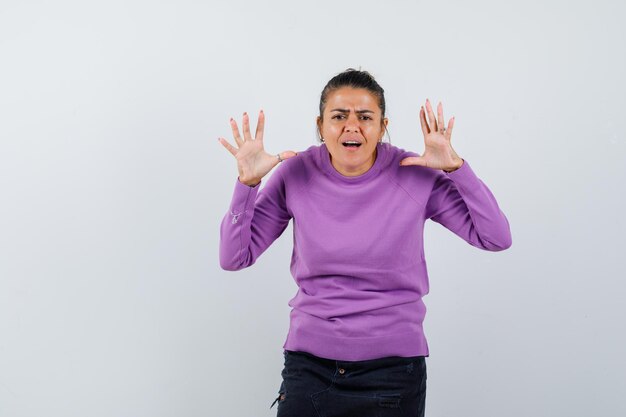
[329,108,375,114]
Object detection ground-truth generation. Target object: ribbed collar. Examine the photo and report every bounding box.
[320,142,389,184]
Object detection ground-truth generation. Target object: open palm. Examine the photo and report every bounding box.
[218,110,298,186]
[400,99,463,173]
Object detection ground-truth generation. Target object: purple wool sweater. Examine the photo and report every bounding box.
[219,142,512,361]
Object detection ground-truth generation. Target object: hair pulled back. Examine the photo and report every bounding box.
[317,68,390,143]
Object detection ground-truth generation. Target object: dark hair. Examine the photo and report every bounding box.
[317,68,390,143]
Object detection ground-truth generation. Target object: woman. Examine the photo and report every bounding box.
[218,69,512,417]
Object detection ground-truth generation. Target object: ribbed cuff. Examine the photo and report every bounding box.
[229,177,261,218]
[443,159,481,193]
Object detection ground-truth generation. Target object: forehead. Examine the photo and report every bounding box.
[325,87,379,111]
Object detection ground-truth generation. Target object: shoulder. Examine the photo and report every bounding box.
[283,143,320,169]
[381,142,437,181]
[271,143,322,186]
[380,142,441,203]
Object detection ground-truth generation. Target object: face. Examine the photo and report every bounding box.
[317,87,388,177]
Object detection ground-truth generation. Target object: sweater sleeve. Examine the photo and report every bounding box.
[424,160,512,251]
[219,169,292,270]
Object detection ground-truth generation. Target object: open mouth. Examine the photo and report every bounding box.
[342,141,362,148]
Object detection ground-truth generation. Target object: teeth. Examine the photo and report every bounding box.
[343,141,360,145]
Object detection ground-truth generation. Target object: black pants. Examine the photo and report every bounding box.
[271,349,427,417]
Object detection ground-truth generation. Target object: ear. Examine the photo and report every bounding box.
[380,118,389,141]
[316,116,324,135]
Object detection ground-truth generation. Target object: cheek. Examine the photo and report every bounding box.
[363,127,380,139]
[322,125,340,138]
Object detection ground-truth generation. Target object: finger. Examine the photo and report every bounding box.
[419,106,430,135]
[399,156,428,167]
[280,150,299,161]
[242,112,253,141]
[218,137,238,157]
[425,99,437,132]
[255,110,265,141]
[447,116,455,138]
[437,102,445,132]
[230,118,243,147]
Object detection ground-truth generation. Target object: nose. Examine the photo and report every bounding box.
[344,113,360,132]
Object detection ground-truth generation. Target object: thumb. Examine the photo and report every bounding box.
[399,156,427,167]
[279,150,299,161]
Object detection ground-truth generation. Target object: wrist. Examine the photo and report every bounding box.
[238,177,261,187]
[443,158,464,173]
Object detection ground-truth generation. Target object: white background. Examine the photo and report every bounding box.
[1,0,625,416]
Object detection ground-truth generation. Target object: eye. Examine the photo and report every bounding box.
[331,114,373,120]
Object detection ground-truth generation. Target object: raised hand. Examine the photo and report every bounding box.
[399,99,464,173]
[218,110,298,186]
